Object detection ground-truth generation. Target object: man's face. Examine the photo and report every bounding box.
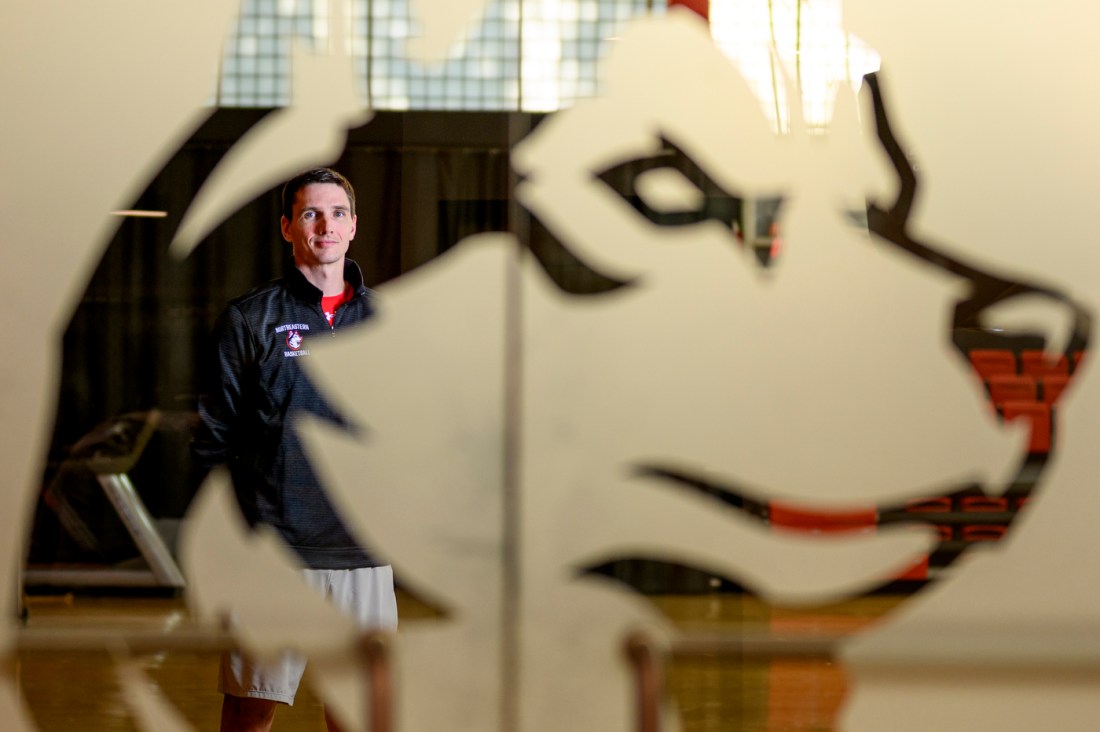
[281,182,357,269]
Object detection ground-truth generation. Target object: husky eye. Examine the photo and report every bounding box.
[597,142,739,228]
[633,167,706,215]
[596,138,786,267]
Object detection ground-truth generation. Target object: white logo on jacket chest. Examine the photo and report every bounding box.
[276,323,311,357]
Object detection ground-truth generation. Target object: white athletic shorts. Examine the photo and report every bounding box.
[219,565,398,704]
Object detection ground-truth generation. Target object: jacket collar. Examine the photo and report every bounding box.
[285,258,367,300]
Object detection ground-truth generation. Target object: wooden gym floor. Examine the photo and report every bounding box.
[14,590,907,731]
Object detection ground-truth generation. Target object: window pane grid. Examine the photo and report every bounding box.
[218,0,661,110]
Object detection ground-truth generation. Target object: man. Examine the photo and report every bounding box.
[194,167,397,732]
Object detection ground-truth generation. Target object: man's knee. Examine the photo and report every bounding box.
[220,694,278,732]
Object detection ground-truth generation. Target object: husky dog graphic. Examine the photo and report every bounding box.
[275,10,1085,732]
[6,3,1098,732]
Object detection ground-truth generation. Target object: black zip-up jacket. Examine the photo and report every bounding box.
[193,258,380,569]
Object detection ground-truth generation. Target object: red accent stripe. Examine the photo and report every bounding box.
[669,0,709,21]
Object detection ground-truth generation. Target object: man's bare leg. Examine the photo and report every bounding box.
[220,695,278,732]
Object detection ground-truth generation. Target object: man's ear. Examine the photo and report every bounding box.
[349,215,357,241]
[280,215,291,242]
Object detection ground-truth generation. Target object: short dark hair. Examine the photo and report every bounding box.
[280,167,356,221]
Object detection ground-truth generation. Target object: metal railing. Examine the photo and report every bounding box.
[15,625,396,732]
[25,621,1093,732]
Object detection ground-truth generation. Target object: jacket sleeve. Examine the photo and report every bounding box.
[192,304,253,468]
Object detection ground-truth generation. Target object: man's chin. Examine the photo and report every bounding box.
[301,251,347,267]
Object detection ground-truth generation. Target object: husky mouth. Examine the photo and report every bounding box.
[633,460,1036,580]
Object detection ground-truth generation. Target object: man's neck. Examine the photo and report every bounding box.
[296,260,346,296]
